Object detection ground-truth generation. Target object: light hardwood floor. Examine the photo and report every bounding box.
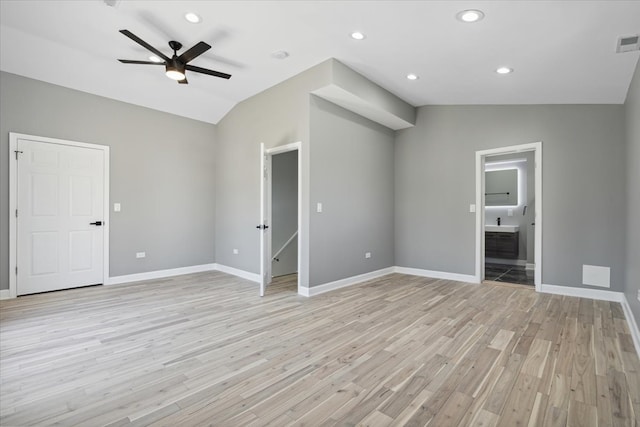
[1,272,638,426]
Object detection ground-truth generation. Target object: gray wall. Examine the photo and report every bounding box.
[309,96,395,286]
[395,105,626,291]
[0,72,217,287]
[271,150,298,277]
[624,60,640,324]
[215,60,333,287]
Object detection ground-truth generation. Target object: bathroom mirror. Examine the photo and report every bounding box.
[485,169,518,206]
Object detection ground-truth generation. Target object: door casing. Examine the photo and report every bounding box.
[9,132,110,298]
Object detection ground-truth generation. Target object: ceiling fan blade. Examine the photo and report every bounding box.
[119,29,170,62]
[178,77,188,84]
[118,59,165,65]
[185,64,231,79]
[178,41,211,64]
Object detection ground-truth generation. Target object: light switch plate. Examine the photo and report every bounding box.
[316,202,323,213]
[469,204,476,213]
[114,203,121,212]
[136,252,146,259]
[233,249,239,255]
[365,252,371,259]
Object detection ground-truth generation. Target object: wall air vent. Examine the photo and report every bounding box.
[616,35,640,53]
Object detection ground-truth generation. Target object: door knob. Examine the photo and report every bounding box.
[90,221,103,226]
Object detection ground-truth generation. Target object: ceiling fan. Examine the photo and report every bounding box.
[117,29,231,84]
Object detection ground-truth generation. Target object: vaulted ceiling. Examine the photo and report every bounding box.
[1,1,638,124]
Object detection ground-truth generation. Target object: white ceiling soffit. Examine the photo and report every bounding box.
[312,85,415,130]
[1,1,639,125]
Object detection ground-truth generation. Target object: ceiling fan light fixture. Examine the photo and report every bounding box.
[351,32,365,40]
[149,55,163,63]
[166,60,186,80]
[166,69,185,80]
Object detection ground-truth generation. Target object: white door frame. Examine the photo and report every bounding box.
[260,141,302,296]
[475,141,542,291]
[9,133,110,299]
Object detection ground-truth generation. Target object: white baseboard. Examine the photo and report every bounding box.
[301,267,395,297]
[214,264,260,283]
[107,263,217,285]
[621,295,640,357]
[301,265,477,297]
[540,283,624,302]
[394,266,479,284]
[0,289,11,300]
[107,263,260,286]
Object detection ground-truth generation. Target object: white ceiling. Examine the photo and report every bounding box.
[1,1,639,125]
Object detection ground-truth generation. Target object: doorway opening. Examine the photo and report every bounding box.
[475,142,542,291]
[259,142,301,297]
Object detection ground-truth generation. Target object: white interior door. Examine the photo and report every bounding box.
[17,138,105,295]
[259,143,272,296]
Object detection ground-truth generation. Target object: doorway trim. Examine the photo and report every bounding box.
[8,133,110,299]
[260,141,302,296]
[475,141,542,291]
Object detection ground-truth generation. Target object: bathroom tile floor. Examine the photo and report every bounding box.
[485,262,534,286]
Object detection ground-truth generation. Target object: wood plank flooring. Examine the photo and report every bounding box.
[1,272,638,426]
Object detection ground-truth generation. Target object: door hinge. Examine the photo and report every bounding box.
[15,209,18,218]
[15,266,18,275]
[15,150,23,160]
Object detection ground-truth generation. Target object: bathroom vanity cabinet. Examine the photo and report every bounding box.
[485,231,519,259]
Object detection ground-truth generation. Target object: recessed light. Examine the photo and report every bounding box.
[456,9,485,23]
[496,67,513,74]
[406,73,419,80]
[351,32,365,40]
[149,55,163,63]
[184,12,201,24]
